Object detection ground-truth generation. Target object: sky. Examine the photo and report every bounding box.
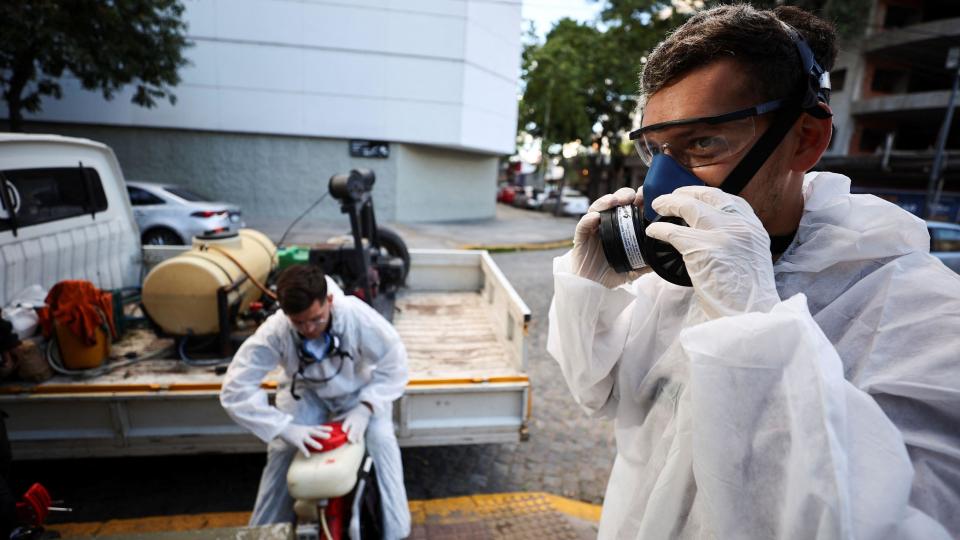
[520,0,605,40]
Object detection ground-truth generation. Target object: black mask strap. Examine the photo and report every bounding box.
[770,230,797,254]
[719,103,803,196]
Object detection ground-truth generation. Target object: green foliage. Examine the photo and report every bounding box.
[518,0,869,157]
[518,20,605,147]
[0,0,190,131]
[517,1,695,154]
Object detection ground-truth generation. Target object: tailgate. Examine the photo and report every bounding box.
[393,249,532,446]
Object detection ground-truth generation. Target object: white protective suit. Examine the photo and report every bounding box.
[220,280,411,538]
[548,172,960,539]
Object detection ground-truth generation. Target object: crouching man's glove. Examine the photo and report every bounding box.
[278,423,333,458]
[341,402,373,444]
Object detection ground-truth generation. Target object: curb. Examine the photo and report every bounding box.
[458,239,573,253]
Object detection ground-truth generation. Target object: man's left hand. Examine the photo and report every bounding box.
[342,403,373,443]
[645,186,780,319]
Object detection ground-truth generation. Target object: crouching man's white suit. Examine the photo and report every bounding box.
[548,172,959,539]
[221,281,411,538]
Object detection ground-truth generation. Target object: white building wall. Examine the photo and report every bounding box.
[394,144,497,222]
[24,0,521,155]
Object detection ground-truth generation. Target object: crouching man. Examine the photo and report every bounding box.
[221,264,410,538]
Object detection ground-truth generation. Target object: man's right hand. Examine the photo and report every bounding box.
[278,424,333,457]
[573,187,646,288]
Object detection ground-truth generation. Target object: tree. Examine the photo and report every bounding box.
[518,20,603,149]
[0,0,190,132]
[518,2,694,195]
[517,0,870,196]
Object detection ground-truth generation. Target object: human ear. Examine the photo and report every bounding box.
[789,104,833,172]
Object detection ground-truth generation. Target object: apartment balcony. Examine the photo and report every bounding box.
[852,89,954,117]
[864,16,960,55]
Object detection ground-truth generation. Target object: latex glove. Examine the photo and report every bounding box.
[645,186,780,319]
[278,423,333,458]
[572,187,648,288]
[342,403,372,443]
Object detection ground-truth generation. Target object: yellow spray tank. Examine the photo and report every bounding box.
[142,229,277,335]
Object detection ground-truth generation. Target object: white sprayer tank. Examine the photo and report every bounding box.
[142,229,276,335]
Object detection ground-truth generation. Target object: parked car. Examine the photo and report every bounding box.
[540,187,589,216]
[512,186,531,208]
[126,181,245,245]
[928,220,960,273]
[522,187,549,210]
[512,185,545,210]
[496,184,522,205]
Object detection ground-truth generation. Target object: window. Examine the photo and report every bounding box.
[931,227,960,252]
[830,69,847,93]
[871,68,907,93]
[884,5,920,28]
[0,167,108,233]
[128,186,165,206]
[164,186,209,202]
[858,128,888,153]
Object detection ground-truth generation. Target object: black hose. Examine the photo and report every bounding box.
[46,336,172,378]
[177,334,229,367]
[278,192,330,247]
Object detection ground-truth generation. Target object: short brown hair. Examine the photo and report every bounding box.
[640,4,837,104]
[276,264,328,314]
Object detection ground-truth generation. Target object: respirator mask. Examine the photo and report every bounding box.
[599,25,832,286]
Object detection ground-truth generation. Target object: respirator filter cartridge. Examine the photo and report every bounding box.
[599,205,646,273]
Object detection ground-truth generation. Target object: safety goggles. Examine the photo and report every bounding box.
[629,99,787,168]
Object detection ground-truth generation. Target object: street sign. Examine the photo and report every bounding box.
[947,46,959,70]
[349,140,390,159]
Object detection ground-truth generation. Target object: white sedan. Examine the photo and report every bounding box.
[541,187,589,216]
[126,181,245,245]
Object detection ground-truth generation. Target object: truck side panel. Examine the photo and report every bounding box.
[2,249,532,458]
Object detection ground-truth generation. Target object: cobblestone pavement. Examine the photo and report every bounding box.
[401,248,617,505]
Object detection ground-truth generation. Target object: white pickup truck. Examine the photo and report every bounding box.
[0,134,531,459]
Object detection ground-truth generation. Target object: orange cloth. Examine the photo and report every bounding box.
[38,280,117,346]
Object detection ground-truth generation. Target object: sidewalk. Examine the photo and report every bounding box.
[246,203,579,251]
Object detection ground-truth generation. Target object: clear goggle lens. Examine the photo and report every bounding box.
[633,115,758,168]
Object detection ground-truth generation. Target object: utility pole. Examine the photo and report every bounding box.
[537,79,554,191]
[926,46,960,219]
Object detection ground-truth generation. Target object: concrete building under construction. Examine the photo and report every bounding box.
[822,0,960,221]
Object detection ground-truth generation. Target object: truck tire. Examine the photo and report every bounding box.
[377,226,410,284]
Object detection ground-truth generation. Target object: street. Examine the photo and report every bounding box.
[14,247,617,525]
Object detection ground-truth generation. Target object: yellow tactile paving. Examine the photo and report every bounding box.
[49,492,600,538]
[51,512,251,537]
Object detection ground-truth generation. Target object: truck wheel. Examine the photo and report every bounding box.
[142,228,184,246]
[377,227,410,284]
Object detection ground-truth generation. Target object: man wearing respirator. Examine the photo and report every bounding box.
[547,4,959,538]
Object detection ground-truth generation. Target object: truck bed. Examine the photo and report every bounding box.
[397,291,521,380]
[2,249,531,458]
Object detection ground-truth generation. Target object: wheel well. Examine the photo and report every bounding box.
[141,226,184,244]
